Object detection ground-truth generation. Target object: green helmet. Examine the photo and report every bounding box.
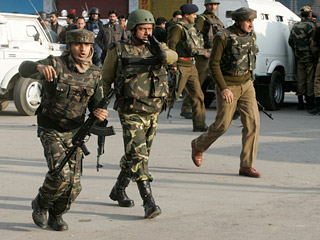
[126,9,155,30]
[300,5,312,14]
[232,7,257,21]
[204,0,220,5]
[66,29,95,44]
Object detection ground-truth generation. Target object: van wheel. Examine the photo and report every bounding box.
[13,77,42,116]
[258,71,284,110]
[0,100,10,111]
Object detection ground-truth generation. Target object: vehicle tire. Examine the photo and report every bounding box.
[0,100,10,111]
[201,76,216,108]
[257,71,284,110]
[13,77,42,116]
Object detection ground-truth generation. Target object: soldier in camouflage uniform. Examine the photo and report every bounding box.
[289,6,316,110]
[19,29,108,231]
[191,7,262,178]
[167,3,208,131]
[101,9,178,219]
[180,0,224,118]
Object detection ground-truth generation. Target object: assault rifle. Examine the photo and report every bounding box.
[167,67,182,119]
[257,101,274,120]
[49,88,116,181]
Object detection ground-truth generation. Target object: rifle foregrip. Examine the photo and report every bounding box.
[81,143,90,156]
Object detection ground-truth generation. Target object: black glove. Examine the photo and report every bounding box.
[147,35,167,62]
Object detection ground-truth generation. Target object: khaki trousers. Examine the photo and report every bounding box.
[178,65,206,128]
[195,80,260,168]
[181,56,210,114]
[297,61,315,96]
[314,58,320,97]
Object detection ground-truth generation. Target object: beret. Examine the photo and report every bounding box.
[180,3,199,14]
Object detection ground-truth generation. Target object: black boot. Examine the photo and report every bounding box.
[306,95,315,110]
[308,97,320,114]
[48,211,68,231]
[31,194,48,228]
[297,95,305,110]
[137,181,162,219]
[109,171,134,207]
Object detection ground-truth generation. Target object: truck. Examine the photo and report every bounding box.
[194,0,300,110]
[0,12,66,115]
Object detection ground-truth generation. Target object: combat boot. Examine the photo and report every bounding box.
[109,170,134,207]
[31,194,48,228]
[306,95,315,110]
[137,181,162,219]
[308,97,320,115]
[48,211,68,231]
[297,95,305,110]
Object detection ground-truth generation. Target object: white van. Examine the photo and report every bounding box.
[194,0,300,110]
[0,13,65,115]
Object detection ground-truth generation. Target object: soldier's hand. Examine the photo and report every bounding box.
[204,50,211,59]
[37,64,57,82]
[94,108,108,121]
[147,34,167,62]
[221,88,234,104]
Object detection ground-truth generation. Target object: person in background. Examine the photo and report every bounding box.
[59,13,76,43]
[166,10,182,32]
[153,17,167,43]
[76,17,86,30]
[49,12,63,35]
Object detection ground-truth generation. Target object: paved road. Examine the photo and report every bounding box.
[1,94,319,240]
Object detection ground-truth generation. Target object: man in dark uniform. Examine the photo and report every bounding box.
[167,3,208,132]
[180,0,224,118]
[19,29,108,231]
[97,9,127,64]
[191,7,261,178]
[102,9,177,219]
[86,7,104,66]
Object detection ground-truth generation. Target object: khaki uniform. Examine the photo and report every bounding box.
[102,39,177,181]
[181,10,224,114]
[167,21,207,128]
[194,24,260,168]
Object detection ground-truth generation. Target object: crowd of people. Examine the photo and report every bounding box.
[19,0,320,232]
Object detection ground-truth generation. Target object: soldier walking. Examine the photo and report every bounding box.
[167,3,208,132]
[19,29,108,231]
[191,8,261,178]
[101,10,177,218]
[180,0,224,118]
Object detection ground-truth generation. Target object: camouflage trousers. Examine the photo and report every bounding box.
[118,113,159,182]
[37,126,82,215]
[297,61,315,96]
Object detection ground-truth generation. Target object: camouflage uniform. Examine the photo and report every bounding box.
[102,39,177,181]
[289,14,315,108]
[181,8,224,114]
[19,29,102,229]
[167,19,207,130]
[193,8,261,170]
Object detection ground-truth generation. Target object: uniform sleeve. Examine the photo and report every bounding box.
[167,24,183,52]
[195,15,206,33]
[88,76,104,112]
[96,27,105,50]
[312,23,320,47]
[19,57,54,80]
[160,43,178,65]
[209,33,228,90]
[101,47,119,94]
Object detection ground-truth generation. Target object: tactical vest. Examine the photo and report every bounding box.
[200,14,224,49]
[220,27,259,75]
[175,21,204,57]
[291,20,315,62]
[39,56,100,129]
[114,41,169,114]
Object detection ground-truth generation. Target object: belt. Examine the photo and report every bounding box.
[179,57,194,61]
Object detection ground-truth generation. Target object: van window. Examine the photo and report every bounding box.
[261,14,269,20]
[7,19,39,41]
[276,15,284,22]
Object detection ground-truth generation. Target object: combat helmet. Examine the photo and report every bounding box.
[204,0,220,5]
[232,7,257,21]
[89,7,100,16]
[66,29,95,44]
[300,6,312,14]
[126,9,155,30]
